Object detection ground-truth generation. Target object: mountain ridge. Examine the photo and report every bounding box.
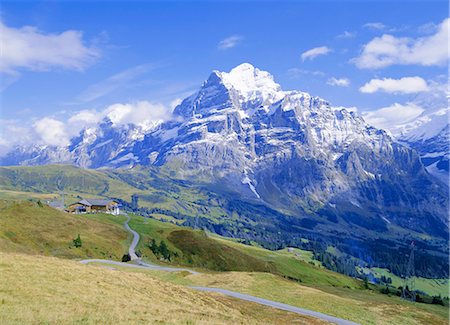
[1,63,448,241]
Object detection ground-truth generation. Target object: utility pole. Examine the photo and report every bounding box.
[401,241,416,302]
[194,213,199,229]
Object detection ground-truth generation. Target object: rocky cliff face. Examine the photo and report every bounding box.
[1,63,447,237]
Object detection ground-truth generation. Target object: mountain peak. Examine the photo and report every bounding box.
[216,63,283,104]
[228,62,257,74]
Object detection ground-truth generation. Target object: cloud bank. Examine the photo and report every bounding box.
[363,103,425,132]
[354,18,449,69]
[359,77,429,94]
[0,21,99,75]
[0,101,173,156]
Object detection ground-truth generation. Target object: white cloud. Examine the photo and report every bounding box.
[327,77,350,87]
[359,76,429,94]
[77,64,159,102]
[301,46,331,61]
[361,80,447,137]
[362,102,425,131]
[170,98,182,109]
[287,68,325,78]
[104,101,171,129]
[33,117,71,147]
[363,22,387,30]
[68,109,103,125]
[418,22,439,34]
[354,18,449,69]
[218,35,243,50]
[0,21,99,75]
[0,100,173,155]
[337,31,356,39]
[0,119,34,156]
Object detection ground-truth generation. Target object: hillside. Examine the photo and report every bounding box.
[1,164,448,281]
[0,200,128,259]
[125,212,449,298]
[0,252,324,325]
[128,213,364,290]
[0,164,225,214]
[0,200,448,324]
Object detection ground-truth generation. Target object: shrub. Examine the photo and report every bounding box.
[380,285,390,295]
[363,276,369,289]
[122,254,131,262]
[73,234,82,248]
[432,295,444,306]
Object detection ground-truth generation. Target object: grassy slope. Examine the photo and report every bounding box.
[129,213,363,289]
[91,263,449,325]
[0,252,328,325]
[0,200,129,260]
[0,165,227,218]
[125,213,449,324]
[0,201,448,324]
[212,234,358,289]
[188,272,448,325]
[364,267,449,297]
[0,165,135,196]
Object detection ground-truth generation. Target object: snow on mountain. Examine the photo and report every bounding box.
[393,84,449,184]
[218,63,285,106]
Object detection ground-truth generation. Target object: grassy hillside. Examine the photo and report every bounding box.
[0,165,136,197]
[0,200,448,324]
[0,200,129,259]
[1,165,447,282]
[185,272,449,325]
[128,215,276,273]
[0,252,325,325]
[88,262,449,325]
[1,198,447,299]
[363,267,449,297]
[128,213,365,290]
[0,165,227,217]
[168,230,277,272]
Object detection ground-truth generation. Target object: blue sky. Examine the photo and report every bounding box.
[0,0,448,152]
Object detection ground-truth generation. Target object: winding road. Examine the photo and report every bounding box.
[80,213,198,274]
[80,212,360,325]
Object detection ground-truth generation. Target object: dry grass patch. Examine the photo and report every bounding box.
[0,253,330,325]
[185,272,448,325]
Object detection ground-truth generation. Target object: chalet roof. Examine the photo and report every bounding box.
[78,199,117,207]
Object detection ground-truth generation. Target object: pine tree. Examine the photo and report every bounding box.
[149,239,159,256]
[159,241,170,260]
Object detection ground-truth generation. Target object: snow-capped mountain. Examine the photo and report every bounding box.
[390,86,449,184]
[1,63,447,236]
